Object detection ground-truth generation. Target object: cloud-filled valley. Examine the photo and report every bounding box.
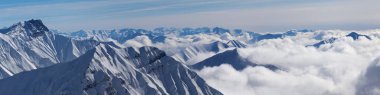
[58,25,380,95]
[1,0,380,94]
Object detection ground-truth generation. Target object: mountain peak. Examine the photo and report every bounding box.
[22,19,49,37]
[346,32,371,40]
[309,32,372,48]
[191,48,278,70]
[0,19,49,37]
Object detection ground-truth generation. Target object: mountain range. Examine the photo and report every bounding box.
[0,19,373,95]
[0,19,222,95]
[0,43,221,95]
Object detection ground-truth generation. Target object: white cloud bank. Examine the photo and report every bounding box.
[356,57,380,95]
[119,30,380,95]
[197,30,380,95]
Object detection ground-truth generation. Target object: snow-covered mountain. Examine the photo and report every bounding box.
[172,40,247,65]
[0,43,222,95]
[0,19,99,79]
[191,49,278,70]
[249,29,313,43]
[310,32,371,48]
[64,29,167,43]
[0,19,224,95]
[59,27,257,44]
[346,32,371,40]
[3,19,380,95]
[226,40,247,48]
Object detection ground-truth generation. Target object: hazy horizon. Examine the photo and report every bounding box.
[1,0,379,32]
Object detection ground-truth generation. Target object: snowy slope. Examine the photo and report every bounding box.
[226,40,247,48]
[0,43,222,95]
[172,40,247,65]
[0,19,99,79]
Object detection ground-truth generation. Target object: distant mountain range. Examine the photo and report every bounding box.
[310,32,372,48]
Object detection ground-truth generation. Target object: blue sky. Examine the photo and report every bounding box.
[0,0,379,32]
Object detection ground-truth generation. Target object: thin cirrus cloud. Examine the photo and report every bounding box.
[0,0,379,32]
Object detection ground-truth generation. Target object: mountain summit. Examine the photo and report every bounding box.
[0,19,48,37]
[191,49,278,70]
[0,20,99,78]
[346,32,371,40]
[310,32,371,48]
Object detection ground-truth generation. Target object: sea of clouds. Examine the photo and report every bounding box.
[123,29,380,95]
[197,30,380,95]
